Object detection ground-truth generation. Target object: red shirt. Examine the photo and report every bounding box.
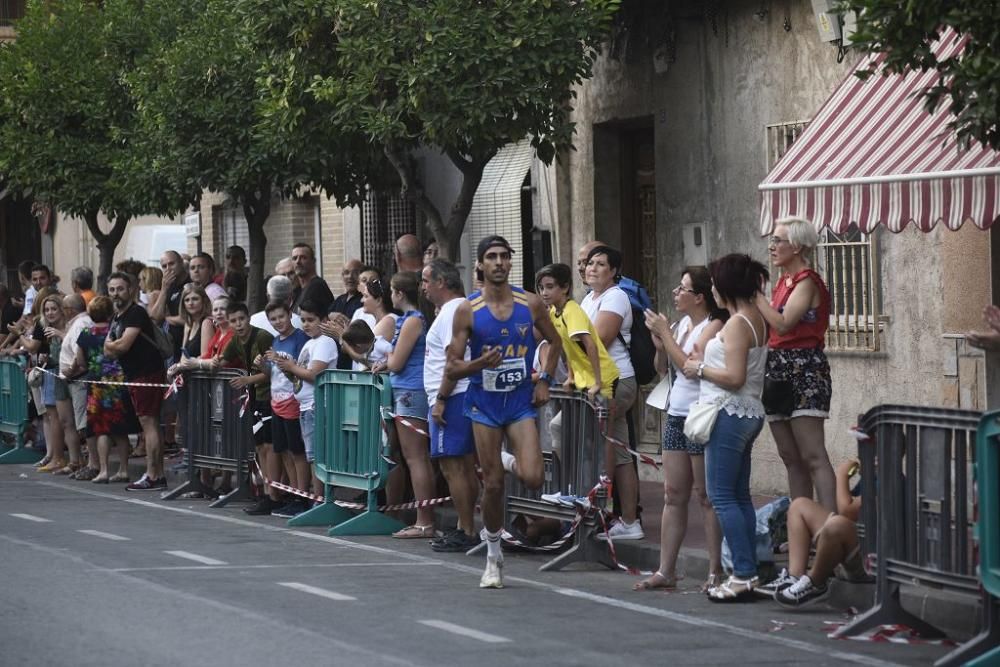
[768,269,830,350]
[203,327,235,361]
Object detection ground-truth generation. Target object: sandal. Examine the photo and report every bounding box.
[53,462,81,476]
[706,575,758,603]
[633,570,678,591]
[700,573,724,593]
[34,455,52,468]
[38,458,67,473]
[76,467,100,481]
[392,524,437,539]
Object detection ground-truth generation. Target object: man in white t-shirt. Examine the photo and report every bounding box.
[59,295,93,474]
[421,259,479,552]
[251,275,302,336]
[579,244,642,541]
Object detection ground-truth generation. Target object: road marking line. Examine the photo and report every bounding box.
[34,480,902,667]
[9,513,51,523]
[277,582,357,601]
[418,620,511,644]
[164,550,227,566]
[108,562,435,572]
[77,529,130,541]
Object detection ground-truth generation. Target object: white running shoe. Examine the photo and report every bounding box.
[499,450,517,474]
[595,519,645,541]
[755,567,797,599]
[479,557,504,589]
[775,574,830,609]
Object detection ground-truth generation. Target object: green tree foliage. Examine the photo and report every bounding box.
[0,0,186,287]
[266,0,619,261]
[841,1,1000,150]
[128,0,378,308]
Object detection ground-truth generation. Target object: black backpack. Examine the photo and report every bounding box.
[616,277,657,386]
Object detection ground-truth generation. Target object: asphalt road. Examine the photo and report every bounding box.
[0,466,949,667]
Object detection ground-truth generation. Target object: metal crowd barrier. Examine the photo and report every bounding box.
[0,357,40,464]
[835,404,998,667]
[496,388,612,572]
[288,369,404,536]
[162,369,254,508]
[965,411,1000,667]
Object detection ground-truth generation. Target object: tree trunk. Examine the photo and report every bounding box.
[383,144,449,256]
[242,185,271,312]
[83,211,129,294]
[442,149,493,263]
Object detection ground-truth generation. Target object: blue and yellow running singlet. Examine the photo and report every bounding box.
[463,287,537,428]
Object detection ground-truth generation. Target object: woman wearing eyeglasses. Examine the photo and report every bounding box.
[756,217,835,512]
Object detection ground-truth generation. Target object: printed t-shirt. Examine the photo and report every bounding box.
[294,335,338,411]
[269,328,309,419]
[551,299,619,394]
[221,326,274,401]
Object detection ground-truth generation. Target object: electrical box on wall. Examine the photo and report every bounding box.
[682,222,708,267]
[840,10,858,46]
[811,0,842,42]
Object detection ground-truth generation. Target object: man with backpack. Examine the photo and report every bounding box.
[104,271,168,492]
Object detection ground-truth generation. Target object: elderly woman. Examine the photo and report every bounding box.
[636,267,727,592]
[581,245,642,542]
[683,254,770,602]
[756,217,835,512]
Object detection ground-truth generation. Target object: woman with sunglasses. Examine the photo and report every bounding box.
[756,217,835,512]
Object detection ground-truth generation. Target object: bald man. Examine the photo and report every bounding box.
[329,258,364,319]
[395,234,423,272]
[149,249,191,358]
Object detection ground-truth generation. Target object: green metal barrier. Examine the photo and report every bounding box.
[288,369,404,536]
[965,411,1000,667]
[0,357,41,464]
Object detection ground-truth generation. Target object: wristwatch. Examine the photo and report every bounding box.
[697,363,706,378]
[538,371,555,387]
[436,393,448,402]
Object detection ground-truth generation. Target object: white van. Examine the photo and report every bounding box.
[122,224,188,266]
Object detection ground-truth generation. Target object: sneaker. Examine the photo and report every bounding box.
[431,529,481,553]
[775,575,830,609]
[244,496,280,516]
[125,474,154,492]
[479,557,504,589]
[755,567,797,599]
[272,500,308,518]
[595,519,645,541]
[150,477,168,490]
[500,450,517,474]
[540,492,579,508]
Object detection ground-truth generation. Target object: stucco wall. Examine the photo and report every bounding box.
[557,0,993,494]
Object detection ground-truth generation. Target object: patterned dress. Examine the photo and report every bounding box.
[77,324,141,437]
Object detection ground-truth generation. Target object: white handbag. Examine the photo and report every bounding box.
[683,399,722,444]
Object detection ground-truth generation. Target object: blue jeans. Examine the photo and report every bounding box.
[705,410,764,578]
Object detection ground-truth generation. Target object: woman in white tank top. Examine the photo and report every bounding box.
[634,267,727,593]
[681,254,770,602]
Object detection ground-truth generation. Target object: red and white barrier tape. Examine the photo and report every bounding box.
[599,420,662,469]
[823,622,957,646]
[37,366,172,389]
[253,460,452,512]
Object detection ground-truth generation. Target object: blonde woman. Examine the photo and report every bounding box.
[168,284,214,377]
[756,217,835,512]
[139,266,163,309]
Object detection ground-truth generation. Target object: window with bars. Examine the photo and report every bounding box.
[212,204,249,263]
[361,190,416,280]
[766,120,883,352]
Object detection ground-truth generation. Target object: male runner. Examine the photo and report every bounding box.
[447,235,562,588]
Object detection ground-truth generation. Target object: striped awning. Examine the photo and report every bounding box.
[759,28,1000,235]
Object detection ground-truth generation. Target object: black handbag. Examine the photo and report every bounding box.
[762,376,796,416]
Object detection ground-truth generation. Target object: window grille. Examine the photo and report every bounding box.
[766,120,882,352]
[213,205,249,263]
[817,224,882,351]
[361,190,416,280]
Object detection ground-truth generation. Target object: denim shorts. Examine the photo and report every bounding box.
[300,408,316,462]
[394,388,429,420]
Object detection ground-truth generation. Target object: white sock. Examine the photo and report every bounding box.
[484,529,502,560]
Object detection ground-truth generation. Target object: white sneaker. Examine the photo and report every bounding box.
[595,519,644,541]
[755,567,797,599]
[499,450,517,474]
[775,574,830,609]
[479,557,504,589]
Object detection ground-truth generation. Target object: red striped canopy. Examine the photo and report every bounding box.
[759,29,1000,235]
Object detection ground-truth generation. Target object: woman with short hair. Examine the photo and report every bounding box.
[756,217,835,511]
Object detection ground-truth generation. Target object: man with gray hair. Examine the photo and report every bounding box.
[250,275,302,336]
[421,258,479,552]
[71,266,95,305]
[274,257,295,281]
[59,294,97,478]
